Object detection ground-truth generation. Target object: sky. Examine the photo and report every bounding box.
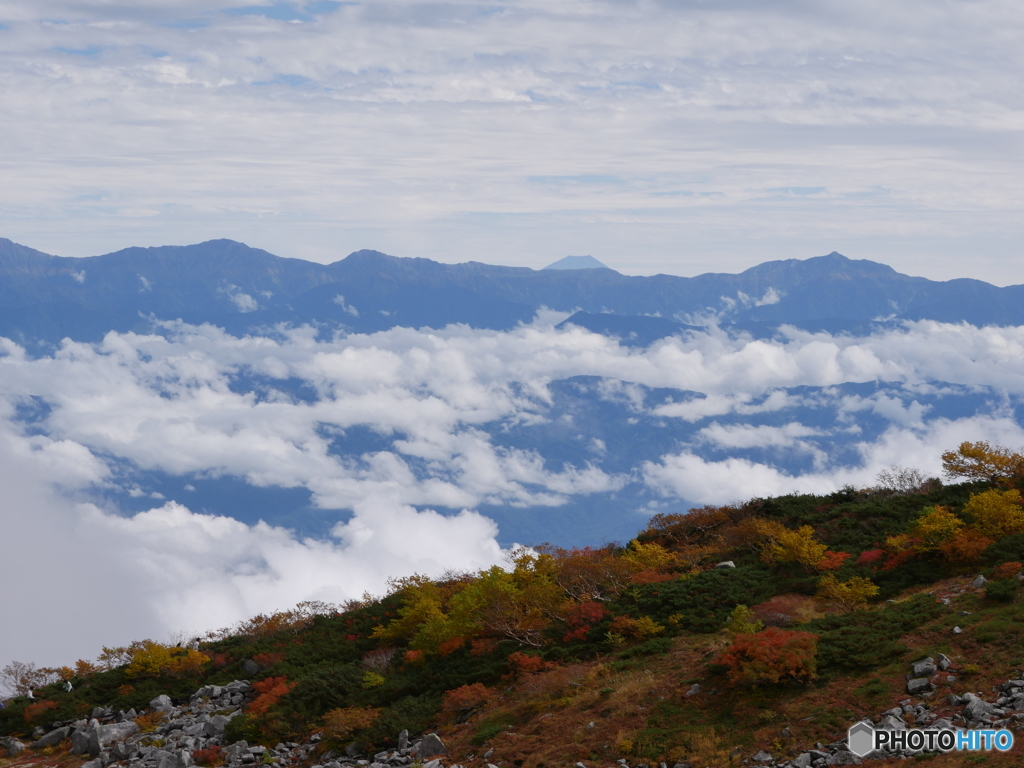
[0,0,1023,281]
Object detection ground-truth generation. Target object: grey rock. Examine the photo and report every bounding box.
[714,560,736,569]
[422,762,442,768]
[878,715,905,731]
[71,729,92,755]
[953,626,963,634]
[937,654,953,671]
[906,678,932,695]
[33,726,71,748]
[345,742,360,758]
[792,754,812,768]
[417,733,446,758]
[971,575,988,588]
[825,752,861,765]
[82,758,104,768]
[483,748,494,759]
[89,721,141,756]
[751,750,772,762]
[151,695,174,712]
[963,697,997,721]
[397,730,409,750]
[240,659,260,675]
[1,737,26,757]
[911,658,937,677]
[684,683,700,697]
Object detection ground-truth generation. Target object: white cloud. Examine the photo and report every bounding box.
[0,2,1023,280]
[2,316,1024,668]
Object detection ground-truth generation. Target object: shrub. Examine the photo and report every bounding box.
[725,605,764,635]
[361,671,385,689]
[985,579,1018,603]
[751,594,817,627]
[938,529,995,566]
[124,641,209,680]
[816,575,879,612]
[633,566,776,633]
[992,562,1023,580]
[247,677,293,717]
[963,489,1024,538]
[507,651,555,677]
[193,746,225,766]
[23,699,58,724]
[323,706,378,742]
[608,615,665,639]
[441,683,496,715]
[715,627,817,685]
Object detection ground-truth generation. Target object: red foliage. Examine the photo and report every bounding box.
[247,676,293,717]
[117,684,135,697]
[206,652,231,669]
[193,746,225,766]
[992,561,1023,580]
[751,594,811,628]
[630,570,675,585]
[561,600,608,641]
[438,636,466,656]
[882,548,918,570]
[816,551,851,571]
[24,700,58,724]
[441,683,497,713]
[507,651,556,677]
[403,650,425,665]
[252,652,286,669]
[855,549,885,567]
[470,638,499,657]
[715,627,818,685]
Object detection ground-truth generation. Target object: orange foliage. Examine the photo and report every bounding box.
[751,594,817,628]
[24,700,58,724]
[470,638,499,657]
[816,551,851,571]
[561,601,608,642]
[630,569,675,585]
[938,529,995,566]
[507,651,556,677]
[716,627,817,685]
[117,684,135,697]
[247,676,293,717]
[855,549,885,567]
[992,562,1023,581]
[441,683,497,714]
[252,652,286,669]
[403,649,425,665]
[438,636,467,656]
[323,707,378,742]
[539,544,633,602]
[193,746,225,767]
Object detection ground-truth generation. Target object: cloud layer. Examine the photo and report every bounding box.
[1,1,1024,279]
[4,316,1024,669]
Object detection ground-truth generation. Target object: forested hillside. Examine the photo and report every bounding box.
[4,442,1024,767]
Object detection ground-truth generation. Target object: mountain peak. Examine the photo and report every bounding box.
[543,255,610,270]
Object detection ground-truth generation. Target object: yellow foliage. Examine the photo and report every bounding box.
[755,521,828,570]
[817,575,879,613]
[725,604,764,635]
[963,488,1024,538]
[941,441,1024,484]
[911,506,964,551]
[123,641,209,679]
[621,540,677,572]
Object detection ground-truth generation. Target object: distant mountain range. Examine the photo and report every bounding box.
[2,237,1023,346]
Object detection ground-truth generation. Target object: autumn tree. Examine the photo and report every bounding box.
[725,604,764,635]
[715,627,818,685]
[941,441,1024,484]
[910,505,963,550]
[816,575,879,612]
[322,707,378,743]
[755,521,828,571]
[0,661,55,697]
[962,488,1024,538]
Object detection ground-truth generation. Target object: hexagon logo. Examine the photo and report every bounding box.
[847,721,875,757]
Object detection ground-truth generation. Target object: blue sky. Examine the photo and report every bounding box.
[0,0,1022,281]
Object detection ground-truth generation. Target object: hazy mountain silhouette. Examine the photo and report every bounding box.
[2,238,1023,345]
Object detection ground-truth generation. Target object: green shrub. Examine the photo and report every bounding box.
[618,637,673,659]
[806,594,945,674]
[985,579,1019,603]
[356,694,441,750]
[632,566,777,634]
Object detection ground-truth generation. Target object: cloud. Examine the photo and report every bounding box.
[2,316,1024,668]
[1,2,1024,279]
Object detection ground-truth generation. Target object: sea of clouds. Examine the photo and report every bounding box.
[3,314,1024,668]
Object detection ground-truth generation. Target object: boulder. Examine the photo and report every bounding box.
[71,729,92,755]
[826,751,861,765]
[751,750,772,762]
[911,658,937,677]
[417,733,447,758]
[32,726,71,748]
[88,721,140,756]
[0,737,26,757]
[397,730,409,751]
[81,758,103,768]
[151,694,174,712]
[714,561,736,569]
[952,626,963,634]
[792,755,812,768]
[240,659,260,675]
[684,684,700,697]
[906,678,932,695]
[972,575,988,588]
